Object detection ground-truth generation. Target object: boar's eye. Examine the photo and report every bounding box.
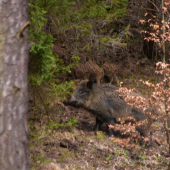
[79,90,86,94]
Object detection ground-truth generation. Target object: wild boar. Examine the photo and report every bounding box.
[71,59,104,84]
[85,58,104,84]
[67,80,152,137]
[71,63,89,80]
[103,62,119,85]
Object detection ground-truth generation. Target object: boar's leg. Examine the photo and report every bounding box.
[94,117,114,137]
[94,117,103,132]
[103,117,116,137]
[108,128,114,137]
[106,119,115,137]
[95,113,116,137]
[96,77,101,85]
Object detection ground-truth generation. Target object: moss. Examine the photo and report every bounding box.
[96,131,105,141]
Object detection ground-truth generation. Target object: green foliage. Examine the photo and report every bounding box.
[29,120,34,126]
[139,155,147,166]
[50,81,75,101]
[162,160,168,164]
[140,74,144,78]
[29,128,46,142]
[28,38,57,86]
[115,150,121,155]
[124,150,128,157]
[140,155,147,159]
[32,155,51,164]
[29,0,76,31]
[29,1,56,86]
[67,118,78,128]
[71,55,80,66]
[107,156,112,160]
[29,1,72,86]
[28,0,128,107]
[71,0,128,21]
[68,0,128,50]
[142,85,145,90]
[141,162,145,166]
[28,0,80,107]
[29,144,36,149]
[47,118,78,132]
[57,148,75,162]
[96,131,105,141]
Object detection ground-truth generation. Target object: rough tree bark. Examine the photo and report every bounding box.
[0,0,29,170]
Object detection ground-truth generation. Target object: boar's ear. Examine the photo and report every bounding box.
[87,80,93,89]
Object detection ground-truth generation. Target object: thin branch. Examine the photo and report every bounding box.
[163,120,170,154]
[147,0,160,12]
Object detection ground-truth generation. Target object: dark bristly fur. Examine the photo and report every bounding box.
[67,80,152,137]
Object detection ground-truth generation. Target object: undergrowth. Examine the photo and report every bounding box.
[47,118,78,132]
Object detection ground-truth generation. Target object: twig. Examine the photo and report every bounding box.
[147,0,160,12]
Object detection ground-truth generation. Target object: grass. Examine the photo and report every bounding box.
[57,148,75,162]
[46,117,78,132]
[96,131,105,141]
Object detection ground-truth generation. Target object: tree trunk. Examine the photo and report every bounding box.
[0,1,29,170]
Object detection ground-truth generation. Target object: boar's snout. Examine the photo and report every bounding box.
[64,95,81,108]
[69,101,79,107]
[63,101,68,106]
[67,95,76,103]
[63,96,72,106]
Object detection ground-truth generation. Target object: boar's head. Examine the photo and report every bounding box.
[67,80,94,108]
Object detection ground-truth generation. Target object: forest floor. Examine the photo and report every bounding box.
[28,49,170,170]
[27,0,170,169]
